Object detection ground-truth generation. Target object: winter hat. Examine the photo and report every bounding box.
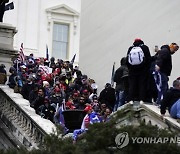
[134,38,142,42]
[54,87,60,93]
[43,81,49,87]
[82,89,89,95]
[84,105,92,112]
[66,101,76,109]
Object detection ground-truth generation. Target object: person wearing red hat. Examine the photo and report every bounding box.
[72,105,100,143]
[49,87,63,109]
[65,98,76,110]
[127,38,151,103]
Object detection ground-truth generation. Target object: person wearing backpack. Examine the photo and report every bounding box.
[127,38,151,103]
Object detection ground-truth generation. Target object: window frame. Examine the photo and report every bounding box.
[52,22,70,60]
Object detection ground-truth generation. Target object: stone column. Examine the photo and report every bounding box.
[0,23,18,75]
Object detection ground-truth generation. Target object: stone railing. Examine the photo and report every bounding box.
[115,102,180,133]
[0,85,56,150]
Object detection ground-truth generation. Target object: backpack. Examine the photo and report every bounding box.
[128,46,144,65]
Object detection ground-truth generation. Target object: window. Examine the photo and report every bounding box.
[52,23,69,60]
[46,4,79,61]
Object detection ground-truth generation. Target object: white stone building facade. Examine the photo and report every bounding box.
[80,0,180,92]
[4,0,81,62]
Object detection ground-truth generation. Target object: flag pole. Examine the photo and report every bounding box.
[46,44,49,60]
[16,59,18,74]
[111,62,115,87]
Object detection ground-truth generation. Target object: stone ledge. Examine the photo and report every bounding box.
[0,23,17,33]
[141,104,180,130]
[0,85,56,135]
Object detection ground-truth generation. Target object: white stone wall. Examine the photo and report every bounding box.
[3,0,81,62]
[80,0,180,92]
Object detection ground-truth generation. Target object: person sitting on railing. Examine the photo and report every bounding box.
[160,79,180,119]
[0,64,7,84]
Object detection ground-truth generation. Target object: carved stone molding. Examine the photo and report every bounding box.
[0,85,56,149]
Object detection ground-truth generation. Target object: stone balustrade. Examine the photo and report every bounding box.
[115,102,180,133]
[0,85,56,149]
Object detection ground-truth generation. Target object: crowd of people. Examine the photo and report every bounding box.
[0,54,112,136]
[0,38,179,142]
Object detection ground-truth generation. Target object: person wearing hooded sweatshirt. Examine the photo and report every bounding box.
[113,57,129,111]
[155,43,179,104]
[127,38,151,103]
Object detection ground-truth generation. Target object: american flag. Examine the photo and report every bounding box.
[18,43,25,63]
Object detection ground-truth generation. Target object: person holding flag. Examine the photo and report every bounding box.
[72,105,100,143]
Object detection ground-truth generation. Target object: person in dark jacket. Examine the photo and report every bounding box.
[37,97,56,122]
[99,83,116,110]
[113,57,129,111]
[8,66,16,89]
[29,83,39,105]
[31,87,45,112]
[75,96,86,110]
[0,64,7,84]
[160,79,180,118]
[126,38,151,103]
[21,77,34,100]
[155,43,179,104]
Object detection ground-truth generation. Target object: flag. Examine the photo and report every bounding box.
[18,43,25,63]
[46,45,49,60]
[71,54,76,64]
[111,62,115,87]
[5,2,14,11]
